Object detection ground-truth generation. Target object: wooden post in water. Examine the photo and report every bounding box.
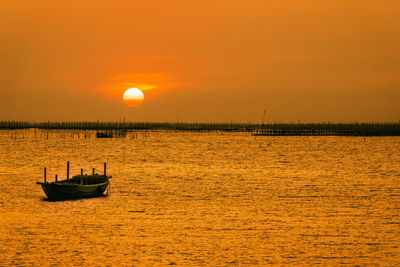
[92,168,95,175]
[44,167,46,183]
[104,163,106,178]
[67,161,70,183]
[55,174,58,182]
[80,168,83,185]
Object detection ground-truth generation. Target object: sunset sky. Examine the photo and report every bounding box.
[1,0,399,122]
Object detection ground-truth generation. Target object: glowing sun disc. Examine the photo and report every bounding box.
[123,88,144,107]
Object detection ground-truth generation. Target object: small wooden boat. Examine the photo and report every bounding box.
[96,131,113,138]
[37,162,111,200]
[96,130,127,138]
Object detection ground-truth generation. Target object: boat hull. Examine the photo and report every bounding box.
[39,181,109,200]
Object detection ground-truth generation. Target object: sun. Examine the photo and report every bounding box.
[123,88,144,107]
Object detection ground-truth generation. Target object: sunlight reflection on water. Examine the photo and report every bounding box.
[0,130,399,265]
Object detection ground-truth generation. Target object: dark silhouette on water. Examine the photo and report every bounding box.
[37,162,111,200]
[2,121,400,136]
[96,131,114,138]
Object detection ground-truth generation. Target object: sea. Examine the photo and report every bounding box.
[0,129,399,265]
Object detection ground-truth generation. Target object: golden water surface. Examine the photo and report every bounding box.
[0,130,399,265]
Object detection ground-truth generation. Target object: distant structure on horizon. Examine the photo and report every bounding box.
[1,121,400,136]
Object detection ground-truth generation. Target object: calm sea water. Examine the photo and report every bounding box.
[0,130,399,265]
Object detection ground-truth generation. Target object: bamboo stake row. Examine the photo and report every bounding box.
[3,121,400,136]
[42,162,107,183]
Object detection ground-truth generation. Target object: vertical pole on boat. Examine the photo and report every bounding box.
[81,168,83,185]
[67,161,70,183]
[92,168,95,175]
[44,167,46,183]
[104,163,106,178]
[55,174,58,182]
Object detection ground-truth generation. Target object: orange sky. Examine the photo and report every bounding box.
[0,0,399,122]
